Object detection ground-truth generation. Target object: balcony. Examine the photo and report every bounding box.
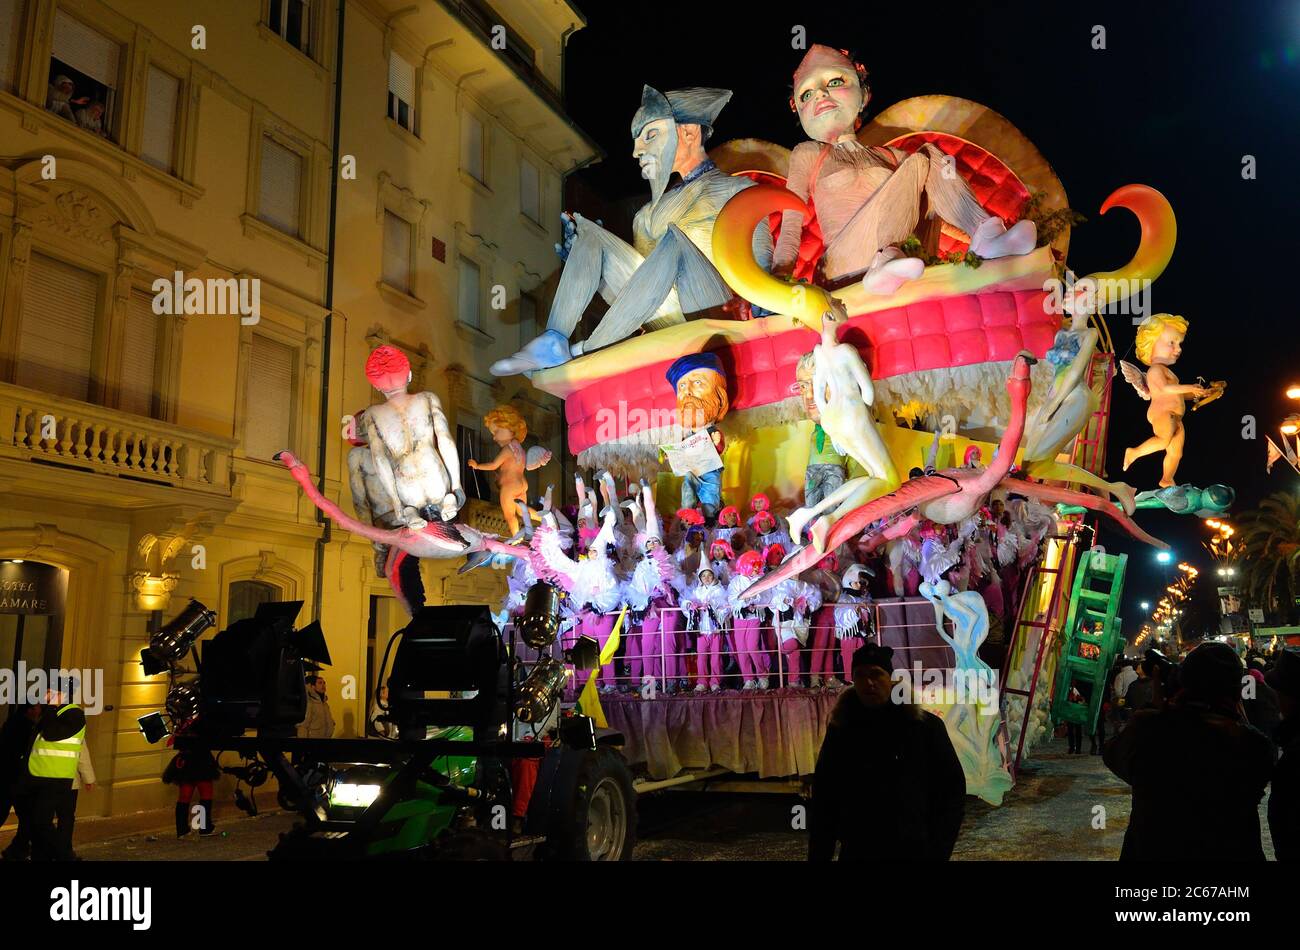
[0,383,236,504]
[460,496,509,537]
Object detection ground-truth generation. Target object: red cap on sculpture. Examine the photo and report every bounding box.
[365,345,411,393]
[792,44,860,90]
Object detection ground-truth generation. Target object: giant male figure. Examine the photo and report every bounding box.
[491,86,772,376]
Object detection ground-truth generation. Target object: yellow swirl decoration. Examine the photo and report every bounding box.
[1082,183,1177,310]
[712,184,833,323]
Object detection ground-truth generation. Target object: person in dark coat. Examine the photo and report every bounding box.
[809,644,966,861]
[1244,668,1281,741]
[1266,648,1300,861]
[1104,642,1274,861]
[1123,650,1170,713]
[0,704,38,860]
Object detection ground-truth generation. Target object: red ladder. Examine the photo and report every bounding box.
[1068,352,1115,477]
[1000,530,1084,779]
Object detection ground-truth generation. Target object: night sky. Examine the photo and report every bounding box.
[561,0,1300,641]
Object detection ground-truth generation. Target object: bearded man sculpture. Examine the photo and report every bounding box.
[774,45,1036,294]
[491,86,772,376]
[667,352,730,523]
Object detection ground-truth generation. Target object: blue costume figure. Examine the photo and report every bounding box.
[665,352,729,523]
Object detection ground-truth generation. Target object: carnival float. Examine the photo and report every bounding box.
[281,46,1229,807]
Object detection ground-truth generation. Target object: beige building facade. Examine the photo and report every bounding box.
[0,0,596,818]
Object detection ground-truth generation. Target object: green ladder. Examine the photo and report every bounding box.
[1050,548,1127,734]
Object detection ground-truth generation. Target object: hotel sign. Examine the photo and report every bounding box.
[0,562,67,615]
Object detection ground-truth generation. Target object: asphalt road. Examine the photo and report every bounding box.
[53,737,1277,861]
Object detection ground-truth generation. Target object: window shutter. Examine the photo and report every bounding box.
[119,290,159,417]
[245,335,294,461]
[15,253,98,401]
[388,51,414,106]
[0,0,18,92]
[382,211,412,293]
[462,113,483,182]
[258,136,302,236]
[458,257,480,328]
[52,11,121,88]
[518,293,537,348]
[141,66,179,172]
[520,157,540,222]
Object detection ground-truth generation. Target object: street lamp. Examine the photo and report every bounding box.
[1156,551,1172,564]
[1140,601,1150,611]
[1287,384,1300,400]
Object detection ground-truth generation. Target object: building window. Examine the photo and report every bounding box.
[15,252,98,402]
[382,210,412,294]
[141,65,180,173]
[227,579,279,625]
[519,156,540,224]
[387,50,415,133]
[244,334,295,461]
[518,292,537,349]
[119,289,160,418]
[258,135,303,238]
[457,257,480,329]
[457,423,490,501]
[461,112,485,184]
[0,0,22,93]
[268,0,312,57]
[47,11,122,141]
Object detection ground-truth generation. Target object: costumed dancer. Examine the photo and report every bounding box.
[707,538,735,585]
[728,550,770,690]
[712,504,745,549]
[768,560,821,688]
[531,508,623,692]
[806,554,843,688]
[687,563,729,692]
[835,564,875,684]
[622,485,676,692]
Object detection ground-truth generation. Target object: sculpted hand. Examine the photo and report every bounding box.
[467,459,480,469]
[555,212,579,261]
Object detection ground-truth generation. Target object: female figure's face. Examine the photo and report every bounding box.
[795,64,866,142]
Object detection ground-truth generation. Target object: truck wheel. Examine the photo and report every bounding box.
[550,747,637,861]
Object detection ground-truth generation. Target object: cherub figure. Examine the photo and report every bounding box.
[468,405,552,535]
[1120,314,1223,488]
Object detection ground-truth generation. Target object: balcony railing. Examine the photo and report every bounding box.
[0,383,235,497]
[461,497,510,537]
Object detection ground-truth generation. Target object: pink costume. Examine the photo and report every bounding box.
[834,564,874,681]
[624,543,675,689]
[805,566,842,685]
[687,567,729,691]
[531,508,623,690]
[727,557,769,688]
[767,576,820,687]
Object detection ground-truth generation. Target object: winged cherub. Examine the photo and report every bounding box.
[1119,314,1224,488]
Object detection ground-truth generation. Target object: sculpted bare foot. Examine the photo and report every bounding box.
[1122,447,1136,471]
[1112,481,1137,516]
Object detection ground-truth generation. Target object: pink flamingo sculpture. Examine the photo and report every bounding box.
[741,353,1168,602]
[276,451,521,614]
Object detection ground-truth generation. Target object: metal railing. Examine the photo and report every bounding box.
[0,382,235,496]
[502,597,968,696]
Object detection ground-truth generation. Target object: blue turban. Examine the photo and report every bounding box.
[666,352,724,389]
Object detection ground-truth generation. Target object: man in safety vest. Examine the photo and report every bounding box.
[15,673,86,861]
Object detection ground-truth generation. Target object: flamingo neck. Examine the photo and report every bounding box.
[976,379,1030,490]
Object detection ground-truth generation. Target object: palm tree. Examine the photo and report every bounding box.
[1236,489,1300,622]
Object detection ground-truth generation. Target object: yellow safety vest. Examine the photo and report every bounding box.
[28,704,85,780]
